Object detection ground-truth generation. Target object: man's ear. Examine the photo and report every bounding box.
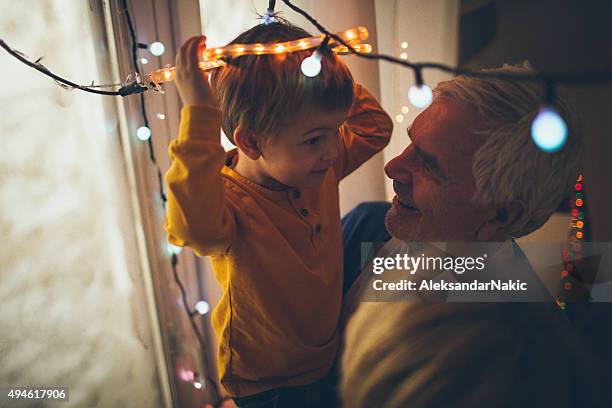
[233,125,262,160]
[476,201,526,241]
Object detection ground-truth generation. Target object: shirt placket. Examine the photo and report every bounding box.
[288,189,323,245]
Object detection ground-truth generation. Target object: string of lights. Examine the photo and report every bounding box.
[119,1,227,406]
[560,174,588,305]
[0,38,154,97]
[4,0,612,152]
[147,26,371,83]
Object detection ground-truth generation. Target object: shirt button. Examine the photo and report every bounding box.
[315,224,322,233]
[300,208,309,217]
[293,190,301,199]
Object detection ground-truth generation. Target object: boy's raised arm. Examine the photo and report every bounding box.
[164,35,236,257]
[164,105,237,257]
[333,84,394,180]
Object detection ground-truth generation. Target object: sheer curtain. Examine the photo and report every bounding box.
[0,1,164,406]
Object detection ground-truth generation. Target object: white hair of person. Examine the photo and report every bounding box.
[434,62,583,238]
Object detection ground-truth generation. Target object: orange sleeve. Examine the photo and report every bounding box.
[333,84,394,180]
[164,105,237,257]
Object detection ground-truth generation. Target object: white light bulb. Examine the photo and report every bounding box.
[150,41,165,56]
[408,84,433,109]
[531,107,568,152]
[195,300,210,315]
[137,126,151,141]
[167,242,182,255]
[301,53,322,77]
[401,106,410,114]
[193,381,203,390]
[395,114,404,123]
[140,58,148,64]
[400,53,408,60]
[157,113,166,120]
[401,41,408,49]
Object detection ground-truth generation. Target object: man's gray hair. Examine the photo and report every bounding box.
[434,62,582,238]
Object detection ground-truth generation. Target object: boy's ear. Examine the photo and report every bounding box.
[233,125,262,160]
[476,201,526,241]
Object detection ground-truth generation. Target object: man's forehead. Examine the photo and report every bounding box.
[409,97,484,152]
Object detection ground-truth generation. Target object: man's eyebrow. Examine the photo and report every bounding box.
[408,126,446,179]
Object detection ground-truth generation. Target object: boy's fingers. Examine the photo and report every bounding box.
[188,35,206,64]
[196,35,207,56]
[177,36,203,69]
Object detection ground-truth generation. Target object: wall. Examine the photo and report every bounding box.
[375,0,460,200]
[461,0,612,242]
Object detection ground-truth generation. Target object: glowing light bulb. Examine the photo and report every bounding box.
[401,41,408,49]
[400,53,408,59]
[163,69,172,81]
[137,126,151,141]
[395,114,404,123]
[531,107,568,153]
[193,381,203,390]
[408,84,433,109]
[150,41,165,56]
[167,242,182,255]
[140,58,148,64]
[195,300,210,315]
[401,106,410,114]
[157,113,166,120]
[301,52,322,77]
[179,369,195,382]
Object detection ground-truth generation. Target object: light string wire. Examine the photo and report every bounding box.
[4,1,612,98]
[0,37,152,96]
[0,38,123,96]
[279,0,612,86]
[119,1,226,405]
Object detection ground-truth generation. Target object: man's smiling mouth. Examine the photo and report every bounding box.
[396,195,419,211]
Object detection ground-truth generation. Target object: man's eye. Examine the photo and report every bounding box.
[303,137,321,146]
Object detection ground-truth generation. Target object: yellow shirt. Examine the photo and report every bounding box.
[164,84,392,397]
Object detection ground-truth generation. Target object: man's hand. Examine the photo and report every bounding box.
[175,35,218,108]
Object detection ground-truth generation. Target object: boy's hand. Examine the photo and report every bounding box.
[175,35,218,108]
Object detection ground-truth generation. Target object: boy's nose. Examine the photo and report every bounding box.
[384,150,413,185]
[322,136,340,162]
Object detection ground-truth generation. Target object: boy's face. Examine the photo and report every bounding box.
[258,107,348,189]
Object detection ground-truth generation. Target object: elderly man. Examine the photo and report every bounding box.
[336,65,612,408]
[341,64,582,297]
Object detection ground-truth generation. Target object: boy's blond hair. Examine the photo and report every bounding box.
[210,19,354,146]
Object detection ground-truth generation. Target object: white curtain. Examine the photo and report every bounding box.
[0,1,162,406]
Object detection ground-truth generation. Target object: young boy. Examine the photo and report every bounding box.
[165,21,392,406]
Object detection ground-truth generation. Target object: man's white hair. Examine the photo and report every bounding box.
[434,62,582,238]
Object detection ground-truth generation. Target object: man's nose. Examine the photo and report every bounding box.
[384,151,413,184]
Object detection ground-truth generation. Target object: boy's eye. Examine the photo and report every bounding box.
[303,136,321,146]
